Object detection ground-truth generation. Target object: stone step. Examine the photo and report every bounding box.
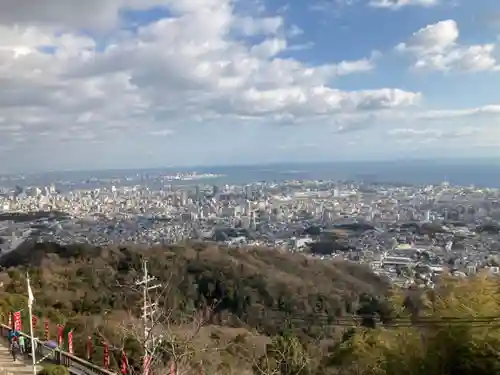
[0,343,42,375]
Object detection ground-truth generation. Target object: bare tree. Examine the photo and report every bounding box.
[97,260,219,375]
[224,329,320,375]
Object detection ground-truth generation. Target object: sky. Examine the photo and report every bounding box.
[0,0,500,173]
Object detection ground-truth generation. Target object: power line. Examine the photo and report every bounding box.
[280,316,500,323]
[269,319,500,329]
[235,308,500,328]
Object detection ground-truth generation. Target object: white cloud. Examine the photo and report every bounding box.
[149,129,174,136]
[387,126,477,139]
[369,0,438,9]
[287,24,304,38]
[0,0,169,30]
[385,125,500,152]
[250,38,287,58]
[417,105,500,120]
[0,0,497,171]
[0,0,420,155]
[396,20,500,72]
[234,16,283,36]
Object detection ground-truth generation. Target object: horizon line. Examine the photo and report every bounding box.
[3,156,500,177]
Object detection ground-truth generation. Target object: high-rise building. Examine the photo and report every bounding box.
[212,185,220,198]
[244,200,252,215]
[245,185,252,200]
[333,187,339,198]
[249,212,256,230]
[180,191,188,206]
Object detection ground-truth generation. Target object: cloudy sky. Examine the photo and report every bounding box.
[1,0,500,173]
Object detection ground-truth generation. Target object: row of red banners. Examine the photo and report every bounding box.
[7,311,128,374]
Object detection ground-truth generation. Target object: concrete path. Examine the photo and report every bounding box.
[0,343,41,375]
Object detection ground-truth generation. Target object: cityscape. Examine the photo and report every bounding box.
[1,168,500,290]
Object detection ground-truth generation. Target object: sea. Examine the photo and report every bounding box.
[2,159,500,190]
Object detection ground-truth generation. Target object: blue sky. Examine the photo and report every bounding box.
[0,0,499,173]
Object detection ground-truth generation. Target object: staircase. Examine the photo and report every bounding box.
[0,342,41,375]
[0,324,114,375]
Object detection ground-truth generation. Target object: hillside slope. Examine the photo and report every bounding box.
[0,242,388,333]
[0,242,389,372]
[0,242,497,375]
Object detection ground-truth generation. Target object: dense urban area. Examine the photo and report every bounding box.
[1,172,500,290]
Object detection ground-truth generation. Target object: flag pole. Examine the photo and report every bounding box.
[27,273,37,375]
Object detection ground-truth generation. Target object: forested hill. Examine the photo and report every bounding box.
[4,242,498,375]
[0,242,388,337]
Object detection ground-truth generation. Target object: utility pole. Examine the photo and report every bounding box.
[135,260,161,375]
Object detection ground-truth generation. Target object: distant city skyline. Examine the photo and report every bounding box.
[1,0,500,173]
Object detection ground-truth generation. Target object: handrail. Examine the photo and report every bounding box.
[0,324,116,375]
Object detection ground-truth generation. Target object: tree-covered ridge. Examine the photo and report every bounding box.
[0,242,389,373]
[0,242,388,330]
[4,242,499,375]
[328,273,500,375]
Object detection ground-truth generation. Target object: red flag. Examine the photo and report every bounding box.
[13,311,21,332]
[32,316,37,331]
[120,349,127,374]
[57,325,63,347]
[44,320,49,341]
[103,342,109,369]
[169,362,176,375]
[67,331,73,354]
[86,336,92,360]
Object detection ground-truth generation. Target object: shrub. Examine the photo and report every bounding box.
[37,364,69,375]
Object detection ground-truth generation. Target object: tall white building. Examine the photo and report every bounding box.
[424,210,430,222]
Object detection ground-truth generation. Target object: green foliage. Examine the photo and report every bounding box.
[0,242,387,335]
[255,334,316,375]
[329,273,500,375]
[5,242,500,375]
[0,241,387,373]
[37,365,69,375]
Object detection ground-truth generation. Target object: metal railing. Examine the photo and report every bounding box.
[0,324,115,375]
